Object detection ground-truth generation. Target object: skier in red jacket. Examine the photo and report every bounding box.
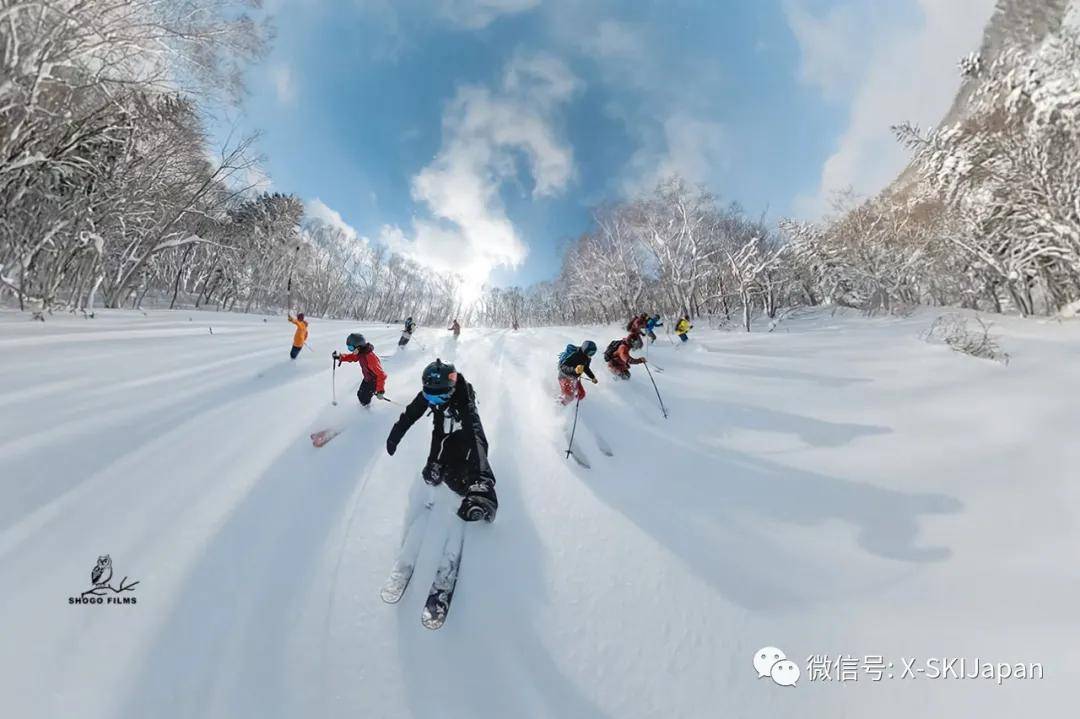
[332,333,387,407]
[605,332,647,380]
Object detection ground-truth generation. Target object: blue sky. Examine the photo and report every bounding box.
[224,0,996,289]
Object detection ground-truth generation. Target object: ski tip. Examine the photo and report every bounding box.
[421,613,447,630]
[310,429,341,447]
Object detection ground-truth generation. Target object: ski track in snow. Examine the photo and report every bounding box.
[0,308,1077,718]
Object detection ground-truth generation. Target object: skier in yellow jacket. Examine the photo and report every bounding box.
[675,315,693,343]
[288,313,308,359]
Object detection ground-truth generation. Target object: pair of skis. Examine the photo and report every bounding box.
[563,401,613,469]
[379,498,466,630]
[564,430,612,468]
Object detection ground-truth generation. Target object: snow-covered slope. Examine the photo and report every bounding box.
[0,309,1076,717]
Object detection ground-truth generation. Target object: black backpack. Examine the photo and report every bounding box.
[602,339,623,363]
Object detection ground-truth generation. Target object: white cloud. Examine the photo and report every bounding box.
[788,0,998,217]
[545,4,731,199]
[271,64,296,105]
[585,19,644,60]
[244,165,273,194]
[380,52,580,297]
[305,198,361,242]
[437,0,540,29]
[623,114,728,196]
[783,0,879,100]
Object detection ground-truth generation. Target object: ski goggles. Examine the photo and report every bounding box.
[346,343,357,352]
[423,391,450,406]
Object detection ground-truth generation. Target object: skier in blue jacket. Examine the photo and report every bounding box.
[644,314,663,343]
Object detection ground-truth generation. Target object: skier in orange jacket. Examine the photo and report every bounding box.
[288,313,308,359]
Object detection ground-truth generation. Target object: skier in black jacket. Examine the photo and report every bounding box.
[557,340,598,405]
[398,316,415,347]
[386,359,497,522]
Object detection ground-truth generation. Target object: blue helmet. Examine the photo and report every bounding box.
[422,359,457,405]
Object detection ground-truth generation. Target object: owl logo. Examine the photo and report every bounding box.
[75,554,139,600]
[91,555,113,587]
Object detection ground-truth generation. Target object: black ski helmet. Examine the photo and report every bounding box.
[581,340,597,356]
[422,359,457,396]
[628,334,643,350]
[346,333,366,350]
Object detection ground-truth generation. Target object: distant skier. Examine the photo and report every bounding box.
[512,320,519,331]
[675,314,693,343]
[644,314,663,343]
[603,333,647,380]
[627,313,648,334]
[448,319,461,338]
[287,312,308,359]
[399,316,415,347]
[385,360,497,523]
[557,340,599,405]
[332,333,387,407]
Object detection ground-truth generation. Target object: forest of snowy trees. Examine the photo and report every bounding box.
[477,2,1080,328]
[0,0,463,323]
[3,0,1079,328]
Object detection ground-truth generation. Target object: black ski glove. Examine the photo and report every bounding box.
[457,481,497,523]
[422,461,443,487]
[386,437,397,456]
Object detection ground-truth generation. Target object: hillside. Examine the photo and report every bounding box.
[0,309,1075,717]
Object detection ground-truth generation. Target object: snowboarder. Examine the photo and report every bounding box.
[399,316,415,347]
[287,312,308,359]
[675,315,693,343]
[448,319,461,338]
[603,333,647,380]
[557,340,599,405]
[385,359,497,523]
[332,333,387,407]
[644,314,663,343]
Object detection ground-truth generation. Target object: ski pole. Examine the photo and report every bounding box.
[643,363,668,419]
[331,356,338,406]
[564,396,581,459]
[377,395,403,406]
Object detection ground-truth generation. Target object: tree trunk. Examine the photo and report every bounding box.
[86,273,104,314]
[170,245,196,310]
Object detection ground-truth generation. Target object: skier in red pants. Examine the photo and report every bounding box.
[557,340,598,405]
